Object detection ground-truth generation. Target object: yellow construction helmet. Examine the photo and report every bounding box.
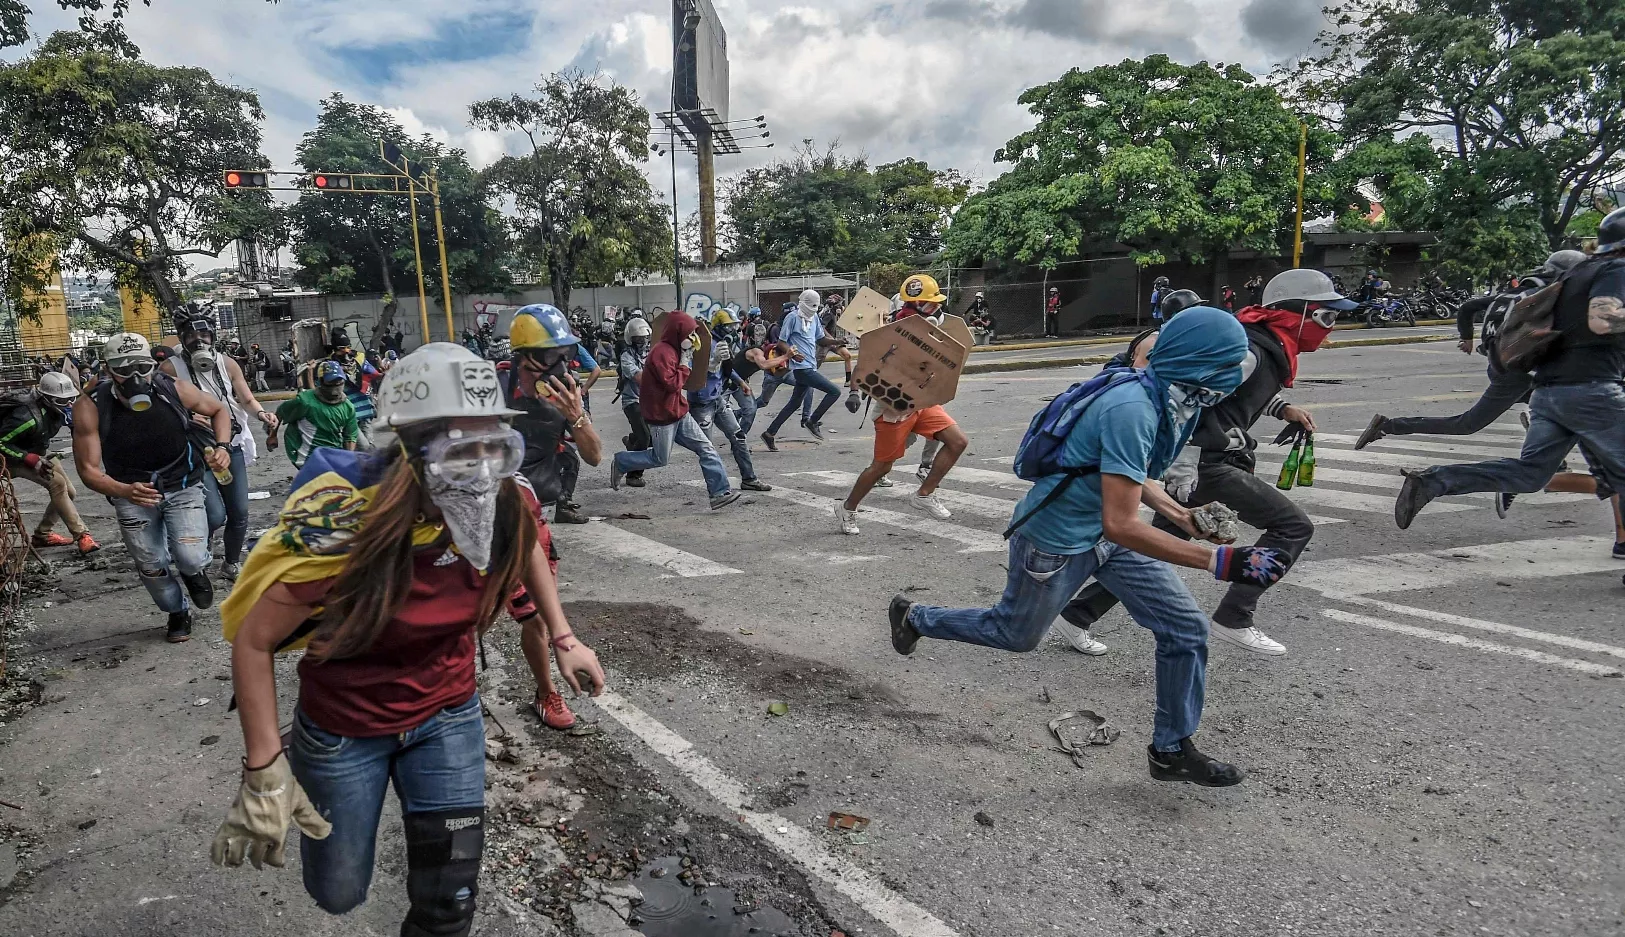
[711,307,738,328]
[900,273,946,304]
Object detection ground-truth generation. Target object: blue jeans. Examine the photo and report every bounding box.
[288,694,486,915]
[756,370,793,410]
[909,534,1209,752]
[201,443,250,565]
[766,367,841,435]
[731,386,759,434]
[613,414,732,498]
[1424,381,1625,497]
[691,397,759,482]
[112,484,211,613]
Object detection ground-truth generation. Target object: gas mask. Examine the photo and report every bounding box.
[420,427,524,572]
[109,359,157,411]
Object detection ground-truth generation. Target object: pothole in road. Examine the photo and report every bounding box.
[631,855,799,936]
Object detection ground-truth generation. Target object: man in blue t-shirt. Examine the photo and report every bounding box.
[760,289,844,448]
[889,308,1295,788]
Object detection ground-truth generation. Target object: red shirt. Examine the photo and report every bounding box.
[291,488,555,738]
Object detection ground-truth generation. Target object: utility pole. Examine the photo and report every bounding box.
[406,176,430,343]
[697,126,717,266]
[428,171,455,342]
[1293,122,1308,268]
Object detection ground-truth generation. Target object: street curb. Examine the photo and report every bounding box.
[960,332,1454,375]
[963,318,1456,353]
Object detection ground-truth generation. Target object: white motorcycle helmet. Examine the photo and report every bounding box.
[374,342,523,429]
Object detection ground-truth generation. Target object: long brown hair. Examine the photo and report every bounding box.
[307,428,537,661]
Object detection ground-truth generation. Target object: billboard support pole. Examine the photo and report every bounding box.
[429,173,456,341]
[406,175,431,344]
[697,128,717,266]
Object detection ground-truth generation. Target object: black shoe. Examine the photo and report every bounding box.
[888,594,920,656]
[1147,739,1245,787]
[625,472,646,488]
[565,500,582,510]
[806,421,826,441]
[610,460,625,491]
[1496,492,1515,519]
[741,478,772,492]
[845,393,861,413]
[799,417,808,429]
[1613,541,1625,560]
[1354,413,1387,451]
[1394,470,1440,530]
[165,611,193,644]
[621,434,632,449]
[553,506,590,524]
[760,432,778,452]
[181,571,214,610]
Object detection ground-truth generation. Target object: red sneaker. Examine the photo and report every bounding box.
[31,532,72,548]
[534,690,576,731]
[75,532,100,555]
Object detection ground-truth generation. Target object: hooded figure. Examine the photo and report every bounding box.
[639,311,699,426]
[1140,307,1250,478]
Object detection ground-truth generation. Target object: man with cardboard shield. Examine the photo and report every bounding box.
[834,274,972,534]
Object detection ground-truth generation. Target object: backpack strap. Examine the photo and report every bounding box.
[1002,465,1100,540]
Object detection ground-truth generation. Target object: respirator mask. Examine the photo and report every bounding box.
[317,379,347,404]
[109,359,157,412]
[420,426,525,572]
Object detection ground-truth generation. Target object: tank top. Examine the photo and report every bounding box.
[729,348,761,380]
[172,349,248,434]
[100,386,194,486]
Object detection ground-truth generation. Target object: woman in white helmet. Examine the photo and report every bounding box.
[212,343,607,935]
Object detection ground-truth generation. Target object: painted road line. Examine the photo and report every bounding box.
[1330,594,1625,661]
[1254,463,1583,506]
[1322,609,1622,677]
[1316,432,1522,460]
[594,691,964,937]
[1275,482,1476,516]
[685,479,1006,553]
[791,470,1016,520]
[555,521,742,578]
[1289,535,1617,596]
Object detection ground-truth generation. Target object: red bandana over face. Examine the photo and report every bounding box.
[1234,306,1332,387]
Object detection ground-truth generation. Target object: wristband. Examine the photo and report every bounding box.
[548,631,576,649]
[570,414,588,429]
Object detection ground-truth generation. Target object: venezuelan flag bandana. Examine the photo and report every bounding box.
[220,447,447,650]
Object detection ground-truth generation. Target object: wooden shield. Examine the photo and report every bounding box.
[854,315,969,416]
[836,287,892,337]
[935,313,974,353]
[651,311,713,392]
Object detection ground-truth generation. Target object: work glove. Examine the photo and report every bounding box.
[210,752,331,869]
[1210,545,1293,588]
[1162,446,1201,504]
[679,334,696,370]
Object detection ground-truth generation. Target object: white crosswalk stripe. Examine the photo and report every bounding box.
[1315,432,1528,460]
[555,521,742,578]
[1288,535,1618,596]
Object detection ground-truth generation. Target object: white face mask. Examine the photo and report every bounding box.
[424,462,501,572]
[1166,382,1228,431]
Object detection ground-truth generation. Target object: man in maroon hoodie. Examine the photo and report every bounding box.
[610,311,746,510]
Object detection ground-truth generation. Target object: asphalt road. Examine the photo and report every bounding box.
[967,323,1460,365]
[2,337,1620,937]
[549,340,1623,937]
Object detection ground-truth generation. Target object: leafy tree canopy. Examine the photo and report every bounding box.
[724,143,968,273]
[472,71,671,314]
[947,55,1337,285]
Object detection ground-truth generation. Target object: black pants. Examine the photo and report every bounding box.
[556,445,580,502]
[622,402,651,451]
[1063,463,1314,630]
[1383,368,1532,436]
[1044,313,1059,337]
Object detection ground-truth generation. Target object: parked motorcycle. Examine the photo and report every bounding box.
[1361,296,1417,328]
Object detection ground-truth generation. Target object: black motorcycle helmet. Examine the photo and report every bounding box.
[1596,206,1625,256]
[1158,289,1205,321]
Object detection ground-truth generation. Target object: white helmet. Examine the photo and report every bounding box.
[1262,269,1354,308]
[38,371,79,408]
[374,342,522,428]
[624,318,653,341]
[102,332,153,365]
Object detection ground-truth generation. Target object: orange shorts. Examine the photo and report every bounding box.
[873,406,956,463]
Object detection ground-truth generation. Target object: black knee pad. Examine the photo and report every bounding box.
[401,808,484,937]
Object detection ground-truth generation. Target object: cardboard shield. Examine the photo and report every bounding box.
[854,315,969,416]
[935,313,974,353]
[836,286,892,337]
[651,311,713,392]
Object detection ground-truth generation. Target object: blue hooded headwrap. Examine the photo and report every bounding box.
[1141,306,1248,476]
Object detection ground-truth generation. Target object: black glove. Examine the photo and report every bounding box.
[1271,424,1307,447]
[1211,545,1292,587]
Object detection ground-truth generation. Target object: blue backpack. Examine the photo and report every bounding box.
[1004,367,1157,539]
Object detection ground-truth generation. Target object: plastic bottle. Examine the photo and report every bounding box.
[1276,436,1302,491]
[1296,433,1316,487]
[204,446,234,486]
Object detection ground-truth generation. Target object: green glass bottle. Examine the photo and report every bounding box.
[1297,433,1316,487]
[1277,436,1302,491]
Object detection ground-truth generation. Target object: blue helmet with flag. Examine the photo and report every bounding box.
[509,303,579,352]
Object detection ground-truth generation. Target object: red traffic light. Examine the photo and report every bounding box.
[312,174,353,191]
[226,171,241,186]
[223,171,269,188]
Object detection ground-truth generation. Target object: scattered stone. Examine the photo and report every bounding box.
[973,811,994,828]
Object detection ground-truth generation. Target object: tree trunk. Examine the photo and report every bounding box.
[1211,249,1230,305]
[365,228,398,351]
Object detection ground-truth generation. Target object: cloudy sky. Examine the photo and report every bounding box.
[16,0,1330,220]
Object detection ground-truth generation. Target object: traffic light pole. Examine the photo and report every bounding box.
[428,175,455,344]
[406,179,431,343]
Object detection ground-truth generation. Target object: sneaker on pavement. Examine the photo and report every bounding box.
[1052,619,1108,656]
[915,463,933,481]
[1147,738,1245,787]
[1209,624,1286,656]
[165,611,193,644]
[1519,409,1531,430]
[1613,541,1625,560]
[31,532,73,548]
[806,421,826,441]
[535,690,577,730]
[74,532,100,555]
[180,571,214,610]
[1354,413,1387,450]
[610,459,625,491]
[760,432,778,452]
[709,490,745,510]
[554,506,591,524]
[741,477,772,492]
[875,475,894,488]
[1394,470,1441,530]
[834,501,860,535]
[625,471,645,488]
[912,490,952,520]
[222,562,241,581]
[888,594,920,655]
[1496,492,1515,519]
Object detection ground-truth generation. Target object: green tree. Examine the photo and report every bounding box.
[946,55,1337,293]
[1286,0,1625,281]
[289,94,511,342]
[723,142,968,272]
[0,30,280,315]
[471,71,671,313]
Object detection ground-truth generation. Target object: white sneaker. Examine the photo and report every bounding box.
[915,463,933,481]
[833,500,860,535]
[911,490,952,520]
[875,475,894,488]
[1052,619,1108,656]
[1209,625,1287,656]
